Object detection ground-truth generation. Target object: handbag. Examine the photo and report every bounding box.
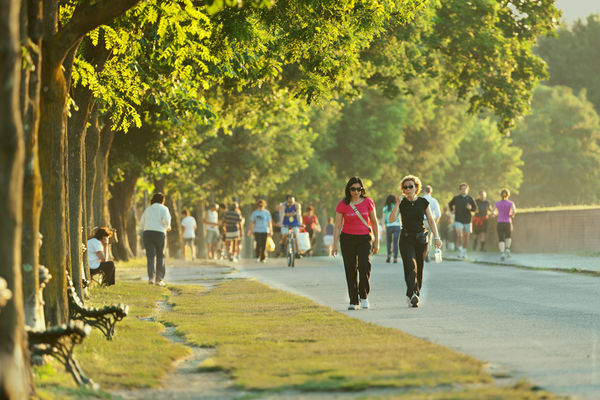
[349,203,374,241]
[265,236,276,252]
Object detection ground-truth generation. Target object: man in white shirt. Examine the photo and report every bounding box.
[87,227,116,286]
[139,192,171,286]
[181,209,197,259]
[204,203,220,259]
[422,185,441,262]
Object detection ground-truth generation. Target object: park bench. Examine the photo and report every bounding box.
[26,320,96,387]
[67,275,129,340]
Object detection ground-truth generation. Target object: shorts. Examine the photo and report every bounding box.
[472,216,489,235]
[205,229,220,244]
[323,234,334,246]
[183,237,195,246]
[496,222,512,241]
[225,231,240,240]
[281,226,300,235]
[454,221,472,233]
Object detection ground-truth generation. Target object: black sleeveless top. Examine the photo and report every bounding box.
[399,197,429,234]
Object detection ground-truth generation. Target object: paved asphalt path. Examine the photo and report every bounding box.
[236,255,600,400]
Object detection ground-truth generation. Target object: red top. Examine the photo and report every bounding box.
[335,198,375,235]
[302,215,318,230]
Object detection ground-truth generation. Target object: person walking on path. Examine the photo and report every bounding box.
[247,199,273,262]
[181,209,197,260]
[323,217,335,256]
[204,203,220,259]
[448,182,476,259]
[390,175,442,308]
[472,190,492,252]
[422,185,441,261]
[139,192,171,286]
[223,202,243,262]
[382,195,401,263]
[87,227,116,286]
[302,206,321,256]
[332,177,379,310]
[493,188,517,261]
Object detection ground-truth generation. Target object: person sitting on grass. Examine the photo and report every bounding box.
[87,227,116,286]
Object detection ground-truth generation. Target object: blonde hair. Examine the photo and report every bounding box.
[400,175,422,195]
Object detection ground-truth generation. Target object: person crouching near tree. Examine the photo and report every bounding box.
[331,176,379,311]
[87,227,116,286]
[389,175,442,308]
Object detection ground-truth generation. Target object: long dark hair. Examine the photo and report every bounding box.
[343,176,366,204]
[384,194,396,212]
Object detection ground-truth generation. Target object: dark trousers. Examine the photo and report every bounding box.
[143,230,166,281]
[254,233,268,260]
[386,225,401,258]
[340,232,372,305]
[91,261,116,286]
[399,235,428,298]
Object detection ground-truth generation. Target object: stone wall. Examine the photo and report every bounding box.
[481,208,600,253]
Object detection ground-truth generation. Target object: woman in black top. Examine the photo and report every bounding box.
[389,175,442,308]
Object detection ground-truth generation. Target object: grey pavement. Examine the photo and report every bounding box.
[233,253,600,400]
[444,249,600,272]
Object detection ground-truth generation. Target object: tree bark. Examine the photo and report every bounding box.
[93,125,114,228]
[20,0,44,330]
[166,195,183,259]
[108,168,140,261]
[67,76,93,298]
[0,0,33,396]
[39,0,140,326]
[85,107,100,235]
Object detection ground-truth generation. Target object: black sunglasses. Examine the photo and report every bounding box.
[402,185,415,190]
[350,187,363,192]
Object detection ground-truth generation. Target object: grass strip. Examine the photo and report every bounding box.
[34,280,189,399]
[163,279,555,398]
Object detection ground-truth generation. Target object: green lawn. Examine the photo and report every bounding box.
[34,264,557,399]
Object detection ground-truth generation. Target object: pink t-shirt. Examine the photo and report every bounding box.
[495,200,514,223]
[336,198,375,235]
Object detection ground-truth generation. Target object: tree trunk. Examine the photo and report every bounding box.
[108,169,140,261]
[93,125,113,228]
[20,0,44,330]
[166,195,183,259]
[127,204,138,257]
[67,80,93,298]
[85,107,100,235]
[0,0,33,396]
[195,202,206,259]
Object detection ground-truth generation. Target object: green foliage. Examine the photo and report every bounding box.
[511,85,600,206]
[436,117,523,204]
[536,14,600,114]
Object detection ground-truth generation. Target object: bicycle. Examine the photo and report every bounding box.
[282,225,302,267]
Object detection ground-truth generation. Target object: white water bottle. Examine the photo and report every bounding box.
[434,248,442,263]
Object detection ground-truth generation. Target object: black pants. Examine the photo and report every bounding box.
[254,233,268,261]
[340,232,372,305]
[143,230,166,281]
[399,234,428,298]
[91,261,116,286]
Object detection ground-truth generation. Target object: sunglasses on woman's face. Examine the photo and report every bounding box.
[402,185,415,190]
[350,187,363,192]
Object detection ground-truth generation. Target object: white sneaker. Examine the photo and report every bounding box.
[500,252,505,262]
[505,249,511,258]
[410,293,419,307]
[348,303,359,310]
[462,250,468,259]
[360,299,369,309]
[156,280,166,287]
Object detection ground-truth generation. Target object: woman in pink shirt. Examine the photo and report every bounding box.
[493,188,517,261]
[332,177,379,310]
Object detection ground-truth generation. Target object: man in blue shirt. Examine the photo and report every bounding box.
[247,199,273,262]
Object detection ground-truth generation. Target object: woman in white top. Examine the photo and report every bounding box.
[139,192,171,286]
[87,227,116,286]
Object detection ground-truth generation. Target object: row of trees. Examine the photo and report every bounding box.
[1,0,560,397]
